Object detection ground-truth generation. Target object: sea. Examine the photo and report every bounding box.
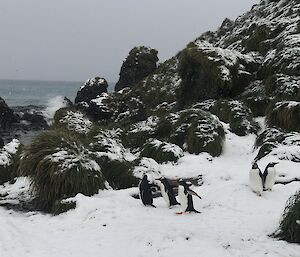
[0,79,115,107]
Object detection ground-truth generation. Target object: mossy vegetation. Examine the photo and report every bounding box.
[254,128,300,161]
[170,109,225,156]
[97,157,138,189]
[275,191,300,244]
[140,139,183,164]
[20,130,104,211]
[177,41,257,108]
[243,24,271,54]
[239,80,270,117]
[194,100,260,136]
[53,107,93,135]
[266,101,300,132]
[51,200,76,215]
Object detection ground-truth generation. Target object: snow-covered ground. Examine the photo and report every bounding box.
[0,129,299,257]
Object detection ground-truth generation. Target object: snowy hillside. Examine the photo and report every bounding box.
[0,0,300,256]
[0,122,299,257]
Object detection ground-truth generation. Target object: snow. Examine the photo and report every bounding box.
[0,126,300,257]
[91,93,109,107]
[0,139,20,166]
[80,77,106,89]
[133,157,161,181]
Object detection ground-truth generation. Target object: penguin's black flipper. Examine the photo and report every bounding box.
[187,189,202,199]
[151,204,156,208]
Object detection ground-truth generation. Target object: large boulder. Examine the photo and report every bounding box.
[115,46,159,91]
[75,77,108,104]
[0,97,17,130]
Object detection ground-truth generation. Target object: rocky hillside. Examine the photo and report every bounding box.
[71,0,299,161]
[0,1,299,241]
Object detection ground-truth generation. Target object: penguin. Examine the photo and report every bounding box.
[249,162,264,196]
[139,174,156,208]
[178,180,201,213]
[154,177,180,207]
[263,162,278,191]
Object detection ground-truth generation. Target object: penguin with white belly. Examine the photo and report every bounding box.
[178,180,202,213]
[139,174,156,208]
[263,162,278,191]
[154,177,180,207]
[249,162,264,196]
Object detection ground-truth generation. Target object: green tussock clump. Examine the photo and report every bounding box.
[275,191,300,244]
[266,101,300,132]
[98,158,138,189]
[88,127,138,189]
[240,80,270,117]
[51,199,76,215]
[20,130,104,212]
[140,139,183,164]
[194,100,260,136]
[121,116,159,149]
[170,109,225,156]
[177,41,257,108]
[53,108,93,135]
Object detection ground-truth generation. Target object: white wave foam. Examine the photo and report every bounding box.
[42,96,68,124]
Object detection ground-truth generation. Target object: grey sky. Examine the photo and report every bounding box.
[0,0,259,82]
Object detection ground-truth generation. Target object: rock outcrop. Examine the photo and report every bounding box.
[115,46,159,91]
[75,77,108,104]
[0,97,17,130]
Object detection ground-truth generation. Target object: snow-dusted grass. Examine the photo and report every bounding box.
[0,129,300,256]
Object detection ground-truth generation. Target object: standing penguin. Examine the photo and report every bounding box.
[263,162,278,191]
[139,174,156,208]
[178,180,201,213]
[249,162,264,196]
[154,177,180,207]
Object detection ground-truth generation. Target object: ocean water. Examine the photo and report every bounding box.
[0,79,115,107]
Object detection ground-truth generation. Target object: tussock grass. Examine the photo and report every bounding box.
[275,191,300,244]
[20,130,104,211]
[266,101,300,132]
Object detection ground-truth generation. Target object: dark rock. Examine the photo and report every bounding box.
[115,46,159,91]
[22,113,48,129]
[75,77,108,104]
[0,97,18,130]
[63,97,73,107]
[0,137,4,148]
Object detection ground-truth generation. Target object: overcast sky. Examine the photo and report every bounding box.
[0,0,259,82]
